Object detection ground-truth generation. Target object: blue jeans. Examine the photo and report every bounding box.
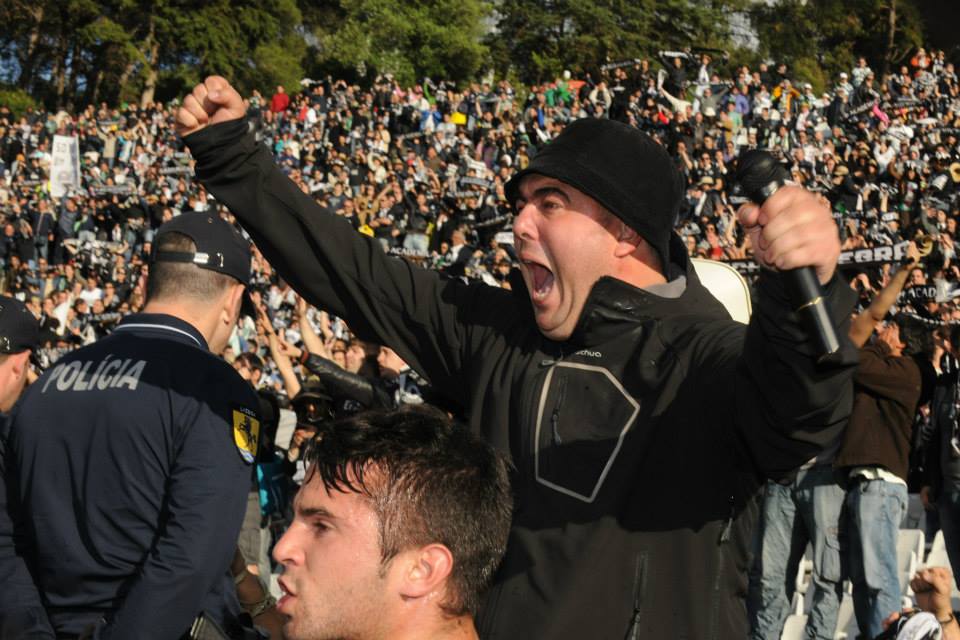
[750,464,845,640]
[847,478,907,639]
[938,490,960,591]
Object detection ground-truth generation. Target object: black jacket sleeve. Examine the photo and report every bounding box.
[738,270,857,478]
[0,416,56,639]
[303,353,392,408]
[186,120,513,409]
[691,269,858,480]
[927,368,957,499]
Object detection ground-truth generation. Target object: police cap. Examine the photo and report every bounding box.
[0,295,39,354]
[152,213,251,286]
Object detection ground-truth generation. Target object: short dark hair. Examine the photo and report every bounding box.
[234,352,264,373]
[895,314,933,359]
[146,232,238,303]
[305,405,512,617]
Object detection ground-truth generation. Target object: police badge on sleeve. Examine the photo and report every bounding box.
[232,406,260,464]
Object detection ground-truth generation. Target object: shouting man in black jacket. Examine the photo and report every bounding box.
[176,76,858,640]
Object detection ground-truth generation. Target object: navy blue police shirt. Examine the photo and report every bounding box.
[0,313,260,639]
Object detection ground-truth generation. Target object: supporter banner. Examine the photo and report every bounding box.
[843,100,878,122]
[51,135,80,199]
[898,311,960,327]
[888,97,923,109]
[600,59,641,72]
[158,166,193,175]
[396,131,426,141]
[387,247,429,259]
[494,231,514,245]
[837,242,909,267]
[724,242,908,276]
[466,159,486,173]
[91,184,135,196]
[938,127,960,137]
[474,214,511,229]
[459,176,491,189]
[899,285,937,304]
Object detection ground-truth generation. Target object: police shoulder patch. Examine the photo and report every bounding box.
[232,406,260,464]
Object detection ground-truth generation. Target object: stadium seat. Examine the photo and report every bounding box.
[795,544,813,595]
[781,614,808,640]
[897,529,924,605]
[925,530,947,566]
[791,590,803,616]
[833,591,856,640]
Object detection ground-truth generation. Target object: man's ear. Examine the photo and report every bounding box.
[613,222,643,258]
[10,351,29,380]
[221,283,244,326]
[395,543,454,602]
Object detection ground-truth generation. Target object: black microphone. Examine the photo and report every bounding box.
[733,150,840,358]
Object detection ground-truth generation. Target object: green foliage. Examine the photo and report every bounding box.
[750,0,925,84]
[0,0,307,108]
[0,0,941,109]
[790,57,830,95]
[488,0,746,84]
[0,86,39,117]
[306,0,491,86]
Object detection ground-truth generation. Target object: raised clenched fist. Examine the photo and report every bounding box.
[175,75,246,138]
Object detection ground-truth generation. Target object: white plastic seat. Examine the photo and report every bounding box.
[897,530,924,596]
[833,591,856,640]
[781,614,808,640]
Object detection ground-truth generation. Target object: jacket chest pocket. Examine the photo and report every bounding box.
[534,362,640,503]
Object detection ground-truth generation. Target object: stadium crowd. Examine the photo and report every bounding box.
[2,44,960,638]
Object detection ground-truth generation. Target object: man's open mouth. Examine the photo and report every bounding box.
[524,260,554,301]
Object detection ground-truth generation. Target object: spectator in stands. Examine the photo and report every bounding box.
[836,287,937,637]
[751,242,923,639]
[273,405,512,640]
[925,323,960,591]
[270,85,290,114]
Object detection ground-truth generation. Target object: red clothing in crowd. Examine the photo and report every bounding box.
[270,90,290,113]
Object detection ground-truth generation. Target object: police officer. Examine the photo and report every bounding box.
[0,213,262,639]
[0,295,42,638]
[0,295,40,413]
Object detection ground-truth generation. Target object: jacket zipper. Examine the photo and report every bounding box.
[535,351,563,457]
[550,376,567,445]
[625,553,647,640]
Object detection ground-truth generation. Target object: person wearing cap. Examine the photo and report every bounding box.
[178,76,856,639]
[837,71,854,96]
[0,295,40,413]
[0,212,263,639]
[0,295,42,638]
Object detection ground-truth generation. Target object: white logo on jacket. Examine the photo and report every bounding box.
[41,356,148,393]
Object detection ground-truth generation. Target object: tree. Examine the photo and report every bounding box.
[146,0,305,103]
[0,0,306,110]
[302,0,490,86]
[488,0,745,84]
[749,0,924,92]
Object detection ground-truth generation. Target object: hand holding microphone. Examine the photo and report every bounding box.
[733,151,842,358]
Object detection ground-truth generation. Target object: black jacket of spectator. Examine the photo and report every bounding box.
[186,119,857,640]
